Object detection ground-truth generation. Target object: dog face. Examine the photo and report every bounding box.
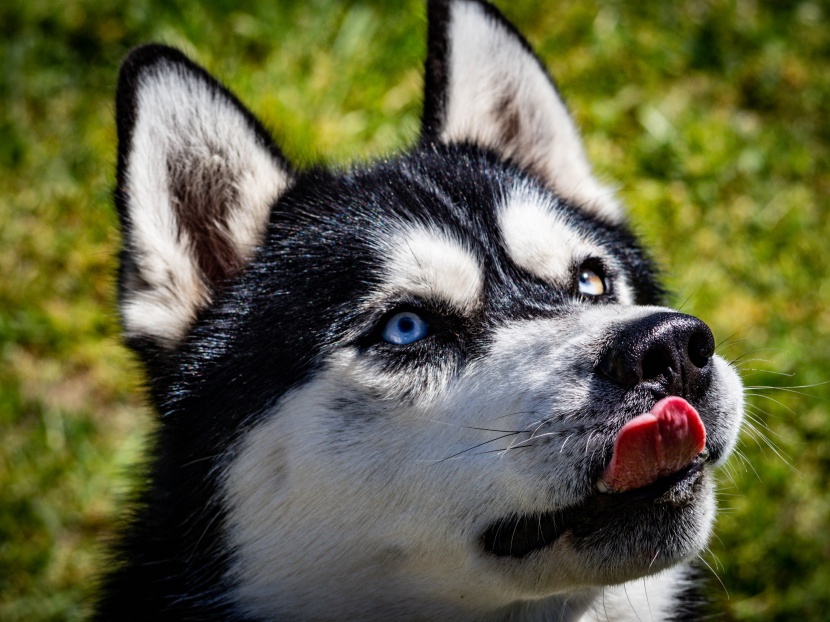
[110,0,744,619]
[216,157,743,618]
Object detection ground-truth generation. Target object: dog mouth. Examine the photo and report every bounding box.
[481,397,712,559]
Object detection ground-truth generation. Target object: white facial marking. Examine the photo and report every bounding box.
[613,275,636,306]
[440,1,623,223]
[122,60,292,346]
[223,353,485,620]
[382,226,483,313]
[221,303,744,619]
[499,184,636,305]
[499,187,599,285]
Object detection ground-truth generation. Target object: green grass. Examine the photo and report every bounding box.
[1,0,829,619]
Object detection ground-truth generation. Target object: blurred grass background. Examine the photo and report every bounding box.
[1,0,828,619]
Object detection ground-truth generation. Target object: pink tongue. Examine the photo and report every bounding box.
[601,397,706,493]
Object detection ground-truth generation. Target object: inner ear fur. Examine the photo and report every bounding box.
[421,0,623,223]
[115,45,294,350]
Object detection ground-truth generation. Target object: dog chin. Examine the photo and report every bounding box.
[480,465,715,588]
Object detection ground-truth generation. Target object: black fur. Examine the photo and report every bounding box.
[96,2,713,620]
[98,142,662,620]
[669,565,729,622]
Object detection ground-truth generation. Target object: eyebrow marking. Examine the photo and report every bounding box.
[382,226,483,313]
[498,186,600,284]
[498,185,636,305]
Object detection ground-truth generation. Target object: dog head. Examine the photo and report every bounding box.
[113,0,744,618]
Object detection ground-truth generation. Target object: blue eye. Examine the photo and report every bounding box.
[381,311,429,345]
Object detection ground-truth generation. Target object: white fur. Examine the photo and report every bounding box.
[381,225,484,313]
[499,185,600,284]
[500,183,635,305]
[223,305,742,620]
[440,2,622,223]
[122,60,292,346]
[581,567,694,621]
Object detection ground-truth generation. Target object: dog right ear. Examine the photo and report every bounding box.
[114,45,293,351]
[421,0,622,223]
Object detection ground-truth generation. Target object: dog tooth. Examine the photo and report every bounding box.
[595,479,611,494]
[699,448,710,462]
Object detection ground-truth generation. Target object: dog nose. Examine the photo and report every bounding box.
[596,312,715,397]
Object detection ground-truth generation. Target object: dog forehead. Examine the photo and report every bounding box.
[338,163,604,310]
[271,150,631,316]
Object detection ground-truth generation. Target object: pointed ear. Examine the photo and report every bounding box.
[421,0,622,223]
[114,45,293,349]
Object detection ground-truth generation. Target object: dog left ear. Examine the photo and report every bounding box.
[114,45,294,350]
[421,0,622,223]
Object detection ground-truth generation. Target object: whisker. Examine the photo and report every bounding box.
[733,358,777,370]
[648,549,661,570]
[707,546,725,572]
[697,552,729,599]
[642,576,655,622]
[622,583,644,622]
[181,454,225,468]
[503,417,551,454]
[747,379,830,390]
[744,407,789,438]
[742,421,798,473]
[584,430,598,456]
[745,392,797,417]
[415,417,526,434]
[431,432,524,464]
[421,445,535,463]
[745,381,830,398]
[729,348,781,365]
[499,430,563,453]
[478,446,534,457]
[675,289,699,313]
[714,331,744,351]
[738,368,795,376]
[718,449,747,484]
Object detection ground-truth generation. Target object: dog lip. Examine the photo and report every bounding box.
[596,455,707,498]
[481,462,707,559]
[595,448,711,494]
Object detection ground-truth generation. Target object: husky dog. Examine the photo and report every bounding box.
[97,0,744,620]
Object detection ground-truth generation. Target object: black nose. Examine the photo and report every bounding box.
[596,312,715,397]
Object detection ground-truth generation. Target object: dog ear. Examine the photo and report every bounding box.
[114,45,293,350]
[421,0,622,223]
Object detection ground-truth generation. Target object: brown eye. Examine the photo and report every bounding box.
[578,267,606,296]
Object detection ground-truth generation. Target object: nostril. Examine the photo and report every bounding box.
[597,350,639,387]
[687,326,715,369]
[641,346,671,381]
